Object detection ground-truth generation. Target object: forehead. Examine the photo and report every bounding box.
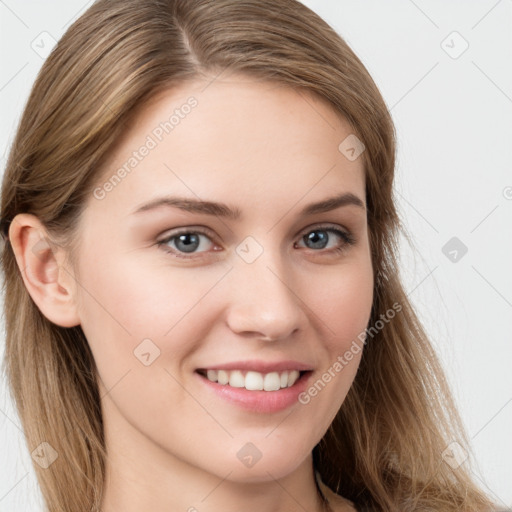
[88,75,366,221]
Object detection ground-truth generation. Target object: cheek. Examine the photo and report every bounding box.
[312,258,374,348]
[75,251,229,383]
[297,258,373,419]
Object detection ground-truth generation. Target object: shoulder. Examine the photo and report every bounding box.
[316,476,358,512]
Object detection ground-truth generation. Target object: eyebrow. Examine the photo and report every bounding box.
[130,192,366,219]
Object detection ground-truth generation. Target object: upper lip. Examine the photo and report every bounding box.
[196,360,314,373]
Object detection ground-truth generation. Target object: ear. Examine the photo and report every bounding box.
[8,213,81,328]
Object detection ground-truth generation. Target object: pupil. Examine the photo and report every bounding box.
[306,230,328,249]
[176,233,199,253]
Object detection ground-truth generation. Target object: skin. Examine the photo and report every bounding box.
[9,74,373,512]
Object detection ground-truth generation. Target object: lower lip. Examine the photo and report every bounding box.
[195,371,313,413]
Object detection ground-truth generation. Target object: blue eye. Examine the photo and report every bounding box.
[156,224,355,259]
[157,229,216,258]
[296,226,355,252]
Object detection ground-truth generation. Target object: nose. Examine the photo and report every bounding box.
[224,249,306,341]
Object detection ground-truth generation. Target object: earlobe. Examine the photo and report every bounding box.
[8,213,81,328]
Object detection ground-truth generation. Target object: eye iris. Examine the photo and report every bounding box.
[175,233,200,253]
[305,230,328,249]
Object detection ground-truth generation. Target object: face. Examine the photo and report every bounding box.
[71,75,373,483]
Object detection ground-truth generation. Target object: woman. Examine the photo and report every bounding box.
[0,0,498,511]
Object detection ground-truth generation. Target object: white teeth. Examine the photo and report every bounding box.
[202,369,302,391]
[263,372,281,391]
[217,370,229,385]
[245,371,263,390]
[207,369,218,382]
[229,370,245,388]
[288,370,300,387]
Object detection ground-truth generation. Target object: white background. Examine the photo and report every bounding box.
[1,1,511,510]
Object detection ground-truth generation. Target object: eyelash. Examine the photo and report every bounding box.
[156,224,356,260]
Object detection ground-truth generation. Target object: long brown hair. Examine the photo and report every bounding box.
[0,0,497,510]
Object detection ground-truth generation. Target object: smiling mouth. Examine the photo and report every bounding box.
[196,369,310,391]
